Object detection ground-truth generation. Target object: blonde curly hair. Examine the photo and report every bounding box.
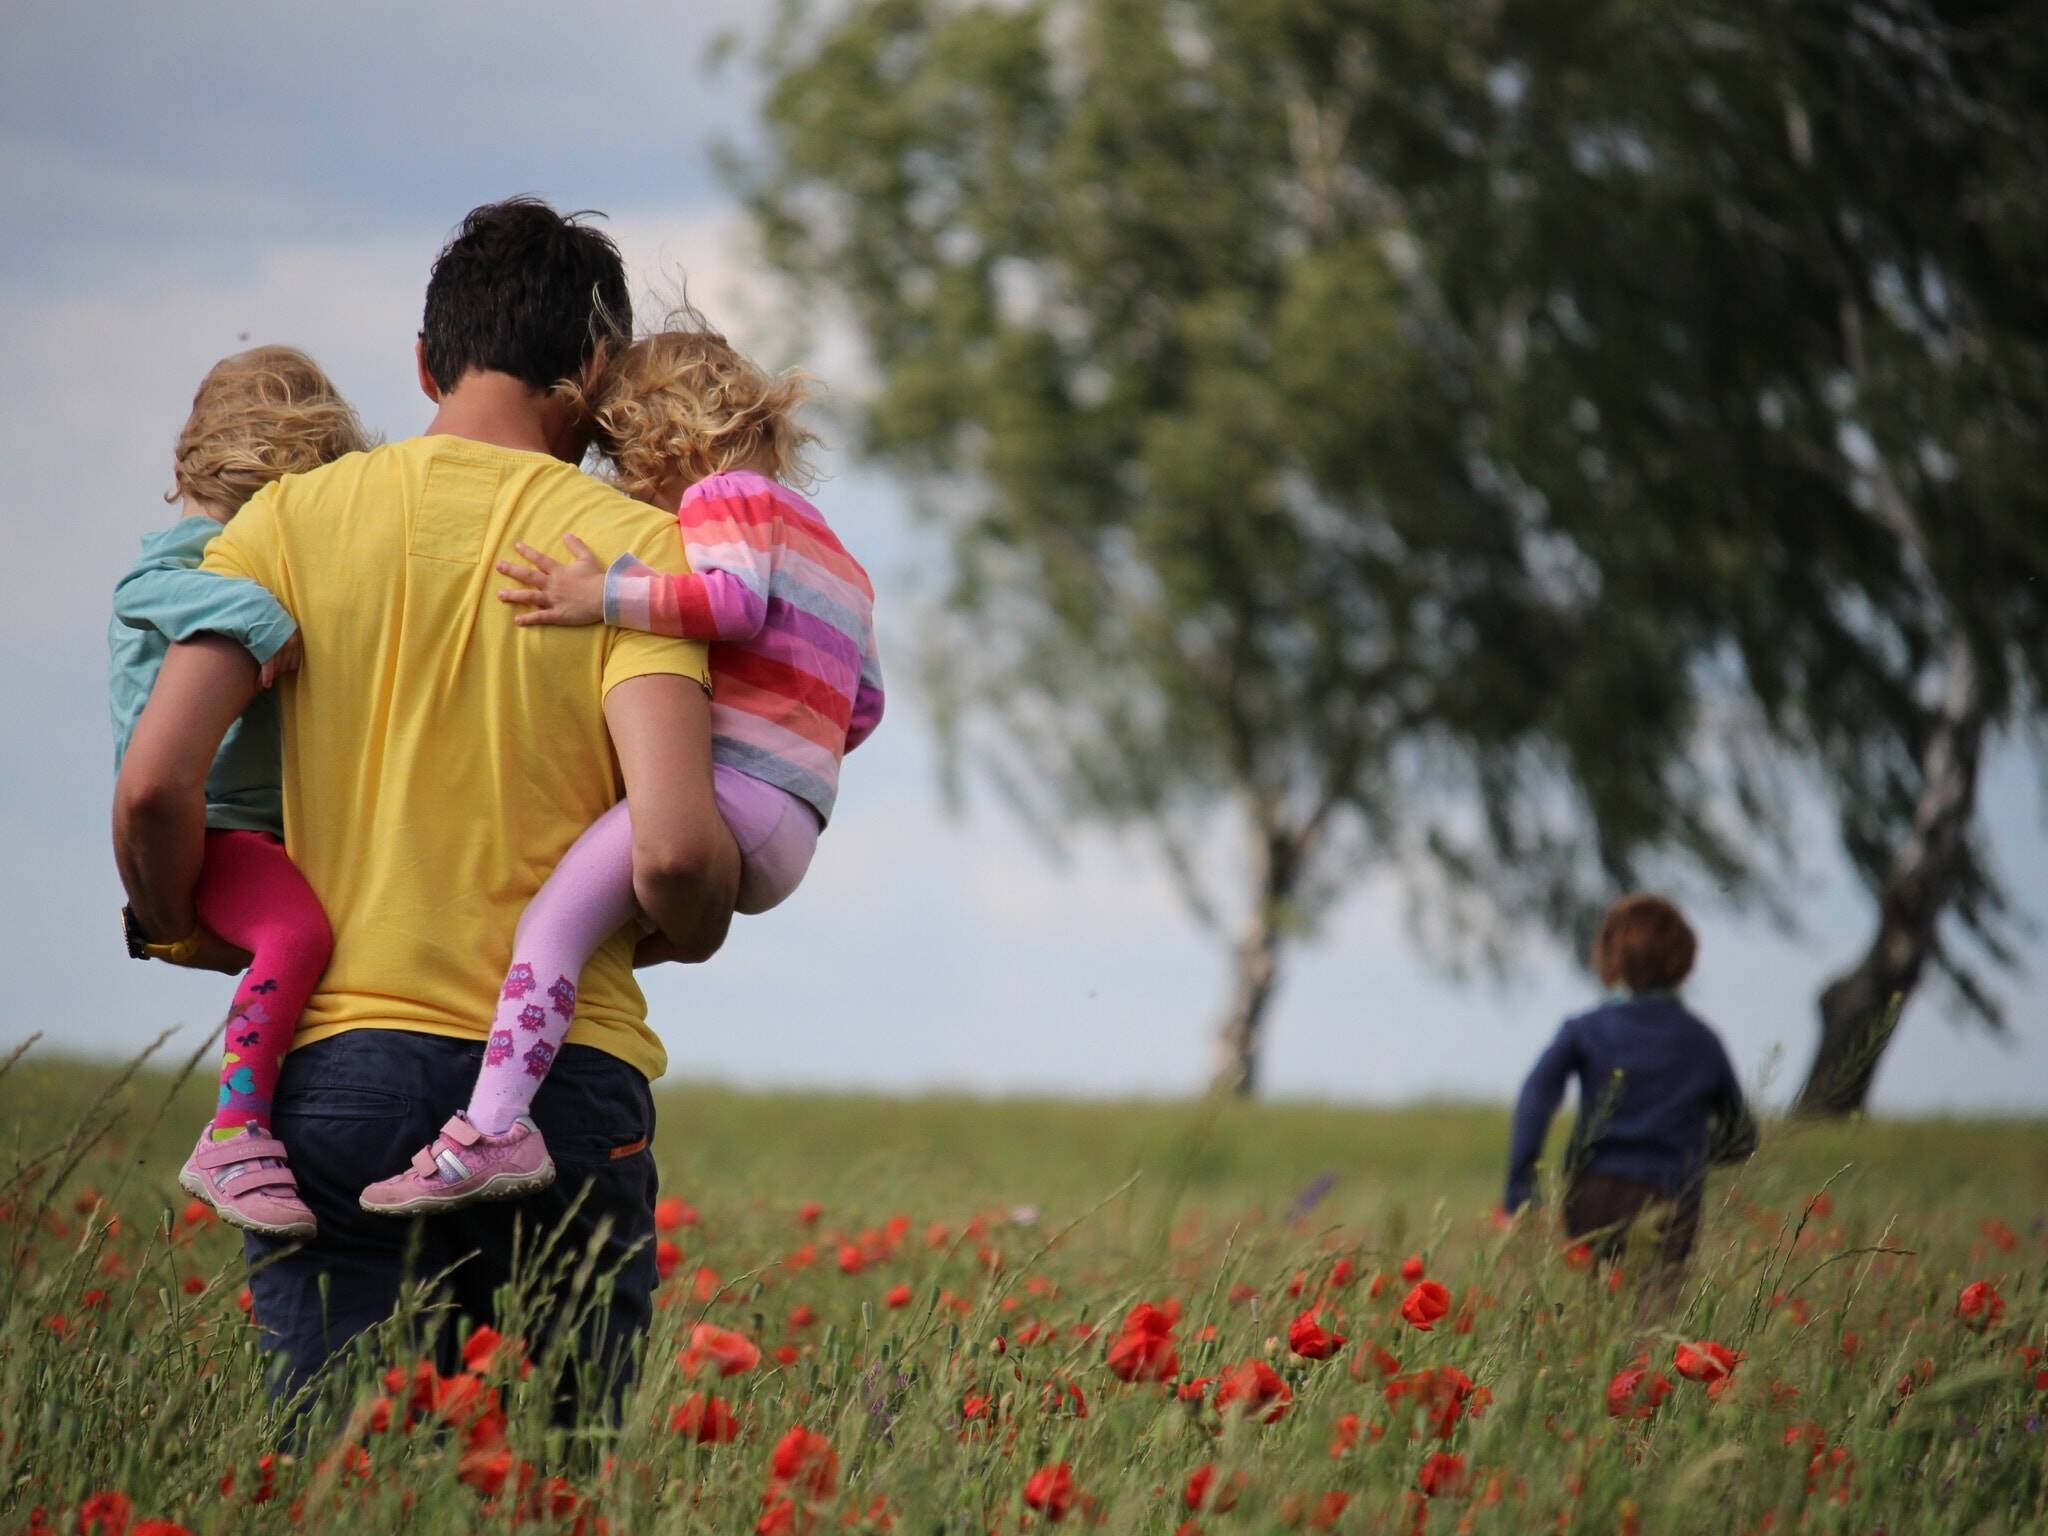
[575,307,819,501]
[168,346,371,513]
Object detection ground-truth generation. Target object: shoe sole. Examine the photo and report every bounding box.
[177,1168,318,1241]
[358,1162,558,1217]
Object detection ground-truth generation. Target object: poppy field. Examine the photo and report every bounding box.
[3,1053,2045,1534]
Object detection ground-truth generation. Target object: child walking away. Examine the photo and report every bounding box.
[1503,894,1758,1268]
[111,347,368,1237]
[360,312,881,1214]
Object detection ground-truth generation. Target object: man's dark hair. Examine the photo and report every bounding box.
[420,197,631,394]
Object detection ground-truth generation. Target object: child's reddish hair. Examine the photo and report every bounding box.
[1592,894,1697,993]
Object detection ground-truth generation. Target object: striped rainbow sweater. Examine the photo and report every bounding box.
[602,470,882,822]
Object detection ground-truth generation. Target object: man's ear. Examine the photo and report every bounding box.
[416,337,443,404]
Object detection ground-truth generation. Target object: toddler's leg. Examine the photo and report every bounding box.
[184,830,331,1237]
[465,801,639,1134]
[191,831,333,1135]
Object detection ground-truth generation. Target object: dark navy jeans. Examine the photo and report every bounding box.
[244,1030,659,1415]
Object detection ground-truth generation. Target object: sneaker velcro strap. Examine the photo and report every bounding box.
[196,1135,287,1170]
[218,1160,300,1194]
[439,1115,482,1148]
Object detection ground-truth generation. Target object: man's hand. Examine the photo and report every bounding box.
[258,631,303,690]
[166,927,254,975]
[634,933,712,968]
[497,535,606,627]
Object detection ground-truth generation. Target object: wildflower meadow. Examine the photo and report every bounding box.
[3,1048,2043,1534]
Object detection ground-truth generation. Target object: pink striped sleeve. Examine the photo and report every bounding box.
[846,622,885,751]
[601,478,778,641]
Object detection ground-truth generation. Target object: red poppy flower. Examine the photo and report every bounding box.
[462,1326,526,1377]
[653,1197,698,1232]
[788,1304,816,1329]
[884,1283,913,1309]
[179,1200,212,1228]
[836,1244,865,1275]
[1330,1412,1361,1457]
[669,1393,741,1443]
[1213,1359,1292,1423]
[754,1490,805,1536]
[1605,1367,1673,1421]
[77,1492,132,1536]
[1308,1491,1349,1530]
[1957,1281,2006,1330]
[769,1426,839,1499]
[1106,1302,1180,1383]
[654,1239,682,1279]
[1385,1367,1481,1438]
[1182,1463,1244,1513]
[1400,1281,1451,1332]
[457,1446,516,1496]
[798,1200,824,1226]
[1416,1452,1468,1498]
[1673,1340,1739,1384]
[131,1523,193,1536]
[180,1276,205,1296]
[1023,1463,1078,1522]
[1399,1255,1425,1282]
[1287,1309,1348,1361]
[681,1323,762,1378]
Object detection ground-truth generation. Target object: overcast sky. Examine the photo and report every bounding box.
[4,1,2044,1113]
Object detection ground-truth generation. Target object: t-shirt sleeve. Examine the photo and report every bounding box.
[599,512,712,698]
[198,486,290,613]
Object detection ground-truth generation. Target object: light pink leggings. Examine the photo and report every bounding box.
[465,767,819,1133]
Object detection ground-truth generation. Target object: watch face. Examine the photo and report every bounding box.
[122,905,149,959]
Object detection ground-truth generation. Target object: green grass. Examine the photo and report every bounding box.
[3,1047,2045,1534]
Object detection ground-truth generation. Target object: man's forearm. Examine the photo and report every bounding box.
[632,824,740,962]
[113,636,261,943]
[114,772,208,940]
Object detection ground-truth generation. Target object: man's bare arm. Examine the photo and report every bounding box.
[602,674,740,962]
[113,636,260,971]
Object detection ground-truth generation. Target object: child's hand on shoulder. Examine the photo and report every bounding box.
[497,535,605,627]
[258,632,303,689]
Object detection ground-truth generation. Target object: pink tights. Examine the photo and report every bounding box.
[191,830,332,1135]
[465,770,818,1134]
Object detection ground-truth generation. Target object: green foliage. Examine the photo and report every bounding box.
[742,0,2048,1048]
[4,1056,2046,1532]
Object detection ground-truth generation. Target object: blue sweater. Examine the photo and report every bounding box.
[1504,993,1755,1211]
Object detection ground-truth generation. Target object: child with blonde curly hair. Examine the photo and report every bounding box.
[111,345,370,1236]
[359,312,882,1214]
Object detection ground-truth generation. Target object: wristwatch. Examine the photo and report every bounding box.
[122,905,203,964]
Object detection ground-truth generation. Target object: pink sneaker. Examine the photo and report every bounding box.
[358,1114,555,1216]
[179,1127,317,1239]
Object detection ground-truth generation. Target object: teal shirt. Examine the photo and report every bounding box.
[108,515,298,835]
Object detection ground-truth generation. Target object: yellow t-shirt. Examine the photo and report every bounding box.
[202,435,709,1080]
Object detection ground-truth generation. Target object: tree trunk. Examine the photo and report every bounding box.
[1795,640,1988,1116]
[1208,820,1298,1098]
[1208,903,1286,1097]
